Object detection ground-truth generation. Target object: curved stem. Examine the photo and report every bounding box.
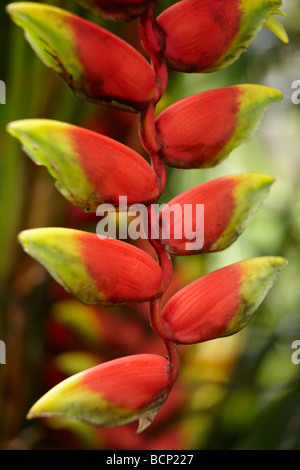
[139,6,168,193]
[140,5,181,389]
[139,105,166,193]
[147,205,172,295]
[150,298,180,385]
[139,5,168,102]
[166,340,180,385]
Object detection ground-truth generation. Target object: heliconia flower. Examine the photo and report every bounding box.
[155,85,282,169]
[161,257,287,345]
[27,354,172,432]
[157,0,288,73]
[158,173,274,255]
[7,119,161,211]
[73,0,158,21]
[6,2,156,112]
[18,228,162,306]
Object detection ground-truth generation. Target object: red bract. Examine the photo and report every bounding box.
[27,354,172,432]
[7,3,157,111]
[158,173,274,255]
[18,228,163,306]
[157,0,284,73]
[7,119,161,211]
[161,257,287,345]
[155,85,282,169]
[66,14,156,110]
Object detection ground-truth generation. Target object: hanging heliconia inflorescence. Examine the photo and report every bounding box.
[7,0,288,433]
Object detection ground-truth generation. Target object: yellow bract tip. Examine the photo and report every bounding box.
[264,15,289,44]
[273,9,287,17]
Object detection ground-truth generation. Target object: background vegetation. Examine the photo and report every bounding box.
[0,0,300,450]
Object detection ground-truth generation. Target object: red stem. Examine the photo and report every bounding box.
[147,204,172,295]
[139,104,166,193]
[150,298,180,385]
[139,5,168,102]
[139,5,168,193]
[139,7,180,388]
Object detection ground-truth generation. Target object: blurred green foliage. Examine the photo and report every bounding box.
[0,0,300,450]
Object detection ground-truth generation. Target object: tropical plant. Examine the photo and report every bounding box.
[6,0,288,434]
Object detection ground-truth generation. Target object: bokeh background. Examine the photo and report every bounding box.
[0,0,300,450]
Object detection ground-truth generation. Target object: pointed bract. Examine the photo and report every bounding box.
[27,354,171,432]
[155,85,282,169]
[158,173,274,255]
[73,0,158,21]
[264,14,289,44]
[157,0,285,73]
[18,228,162,306]
[7,119,161,211]
[162,257,287,344]
[6,2,156,112]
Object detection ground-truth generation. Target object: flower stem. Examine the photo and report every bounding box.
[139,5,168,102]
[139,104,166,193]
[139,6,180,388]
[139,5,168,193]
[150,298,180,385]
[147,205,172,295]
